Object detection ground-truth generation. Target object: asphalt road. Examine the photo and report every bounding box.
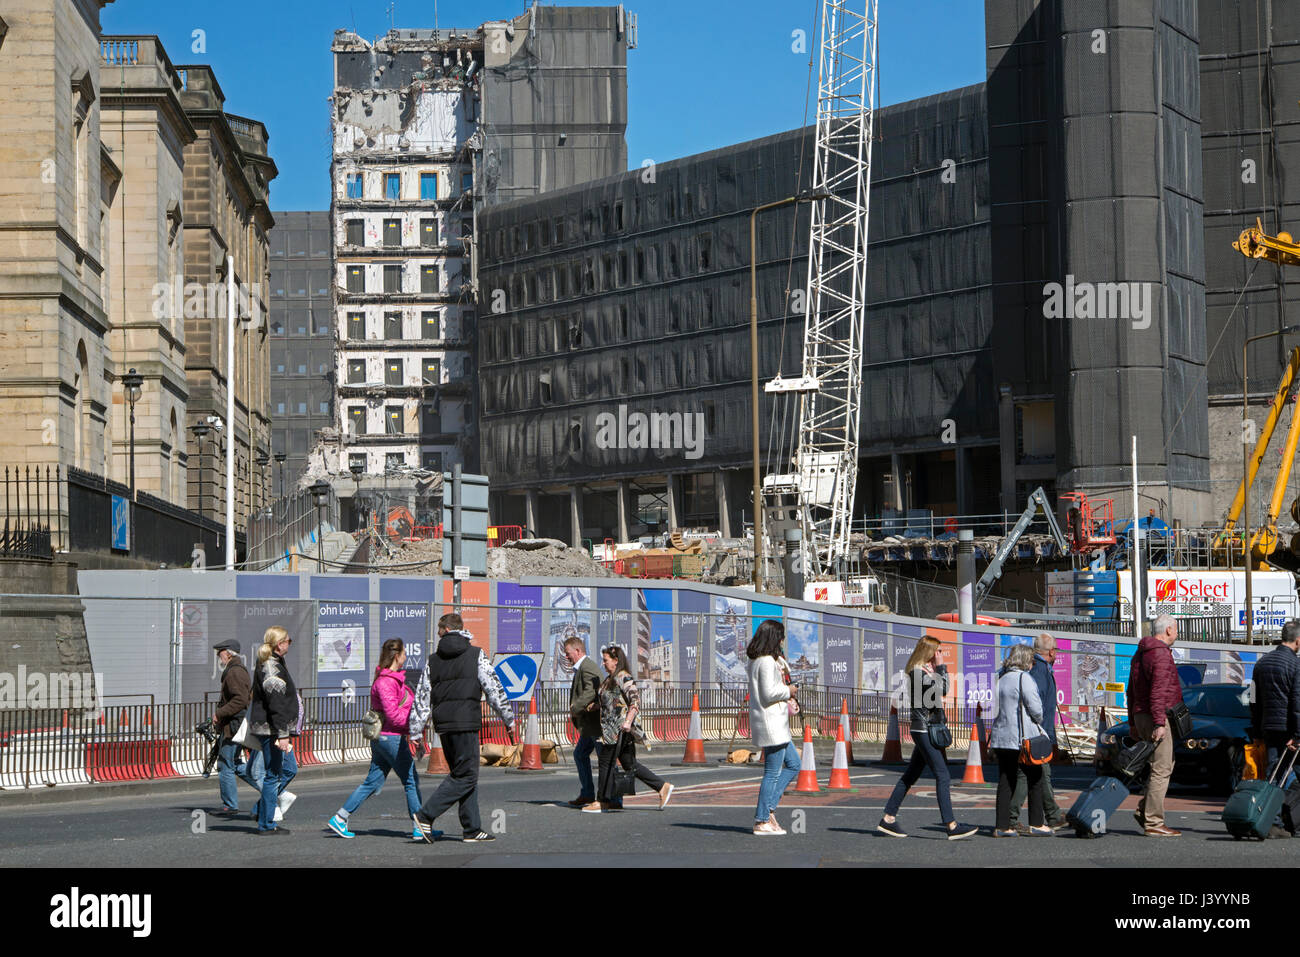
[1,751,1296,867]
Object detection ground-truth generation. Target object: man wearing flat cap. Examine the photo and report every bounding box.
[213,639,263,816]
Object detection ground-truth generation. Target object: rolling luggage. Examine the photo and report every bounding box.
[1066,776,1128,838]
[1222,749,1300,841]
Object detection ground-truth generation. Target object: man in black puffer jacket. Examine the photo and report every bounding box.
[1250,620,1300,834]
[408,613,514,843]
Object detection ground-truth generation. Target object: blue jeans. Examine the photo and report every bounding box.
[342,734,423,818]
[755,742,801,823]
[256,737,299,831]
[218,740,264,811]
[574,734,597,800]
[883,731,955,826]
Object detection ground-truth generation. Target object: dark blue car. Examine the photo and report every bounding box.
[1094,684,1253,795]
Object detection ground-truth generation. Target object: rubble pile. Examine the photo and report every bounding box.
[488,538,615,579]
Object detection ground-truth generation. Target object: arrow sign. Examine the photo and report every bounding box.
[492,653,543,702]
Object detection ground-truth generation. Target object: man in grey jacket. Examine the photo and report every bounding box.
[564,636,603,808]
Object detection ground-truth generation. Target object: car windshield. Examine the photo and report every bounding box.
[1182,686,1250,719]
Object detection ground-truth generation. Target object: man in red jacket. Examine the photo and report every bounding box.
[1129,615,1182,837]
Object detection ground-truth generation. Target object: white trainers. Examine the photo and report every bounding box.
[274,790,296,823]
[659,783,675,810]
[753,820,786,836]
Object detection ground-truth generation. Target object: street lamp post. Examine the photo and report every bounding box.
[191,421,211,520]
[274,452,286,501]
[255,449,269,511]
[350,463,365,533]
[1241,324,1300,643]
[748,190,831,592]
[310,479,331,572]
[123,368,143,502]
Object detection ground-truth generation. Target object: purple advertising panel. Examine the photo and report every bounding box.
[678,589,710,684]
[890,622,924,704]
[823,612,854,689]
[960,632,996,711]
[1052,637,1072,720]
[497,583,543,655]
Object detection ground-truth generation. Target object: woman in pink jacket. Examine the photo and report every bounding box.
[327,639,430,840]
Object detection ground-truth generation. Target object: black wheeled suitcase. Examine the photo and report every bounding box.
[1066,776,1128,837]
[1222,749,1300,840]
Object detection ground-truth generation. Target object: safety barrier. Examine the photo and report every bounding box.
[0,684,1107,788]
[487,525,523,547]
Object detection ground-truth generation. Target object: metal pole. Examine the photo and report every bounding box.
[452,463,463,605]
[226,255,236,570]
[957,528,975,624]
[1131,435,1143,639]
[1243,339,1252,644]
[316,500,324,572]
[750,205,762,593]
[129,397,136,502]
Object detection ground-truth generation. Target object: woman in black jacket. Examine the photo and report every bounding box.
[877,635,977,840]
[249,626,301,834]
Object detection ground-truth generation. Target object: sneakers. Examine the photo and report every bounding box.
[567,796,596,808]
[463,830,496,843]
[947,824,978,841]
[753,820,786,836]
[411,812,436,844]
[1268,826,1291,840]
[658,783,675,810]
[582,802,621,813]
[993,828,1019,838]
[273,790,297,823]
[1027,825,1055,836]
[1143,824,1182,837]
[876,818,907,838]
[326,814,355,839]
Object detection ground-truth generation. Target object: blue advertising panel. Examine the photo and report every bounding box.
[378,577,434,676]
[678,589,710,684]
[645,588,674,684]
[312,576,369,711]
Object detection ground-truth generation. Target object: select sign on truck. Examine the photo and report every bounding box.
[492,653,543,702]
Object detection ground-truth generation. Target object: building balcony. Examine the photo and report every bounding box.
[336,241,468,257]
[342,432,463,447]
[100,36,185,97]
[334,195,468,212]
[337,378,472,398]
[335,289,465,305]
[226,112,271,160]
[336,337,468,351]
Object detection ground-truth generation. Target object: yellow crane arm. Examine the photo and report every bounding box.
[1234,218,1300,267]
[1223,346,1300,533]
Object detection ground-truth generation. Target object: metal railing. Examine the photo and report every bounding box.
[247,484,339,569]
[0,466,57,560]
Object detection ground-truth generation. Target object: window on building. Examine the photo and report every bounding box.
[420,217,436,247]
[421,311,439,339]
[385,358,403,386]
[297,363,307,375]
[385,313,402,340]
[345,265,364,293]
[349,453,366,472]
[462,216,473,240]
[539,369,552,404]
[346,219,363,246]
[421,451,443,472]
[275,362,285,374]
[348,313,364,340]
[554,217,565,245]
[385,173,401,200]
[422,358,441,386]
[421,402,441,435]
[347,359,365,384]
[383,264,401,293]
[383,218,401,247]
[386,452,405,471]
[318,401,330,415]
[297,402,307,415]
[347,406,365,435]
[421,265,440,294]
[461,172,472,193]
[346,172,363,198]
[385,407,403,434]
[420,172,437,200]
[698,233,712,271]
[275,402,285,415]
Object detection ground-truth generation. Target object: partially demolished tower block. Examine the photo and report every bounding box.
[328,9,631,487]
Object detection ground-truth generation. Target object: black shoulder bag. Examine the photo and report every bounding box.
[1136,644,1193,740]
[605,731,638,798]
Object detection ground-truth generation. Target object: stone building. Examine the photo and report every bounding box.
[175,64,276,524]
[100,34,193,504]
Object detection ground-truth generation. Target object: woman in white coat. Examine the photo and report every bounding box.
[747,620,801,836]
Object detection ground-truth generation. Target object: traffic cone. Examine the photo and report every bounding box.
[828,723,852,790]
[838,699,855,764]
[794,724,821,793]
[960,720,986,785]
[975,703,991,764]
[879,704,904,764]
[517,693,543,770]
[1097,706,1109,735]
[679,693,707,764]
[425,731,450,775]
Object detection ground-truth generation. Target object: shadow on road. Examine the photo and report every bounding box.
[671,821,753,835]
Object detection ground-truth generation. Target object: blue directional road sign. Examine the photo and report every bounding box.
[111,495,130,551]
[492,653,543,702]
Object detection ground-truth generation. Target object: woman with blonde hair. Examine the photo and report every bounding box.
[248,625,301,834]
[877,635,977,840]
[990,641,1052,837]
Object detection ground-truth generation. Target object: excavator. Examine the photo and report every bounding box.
[1215,219,1300,571]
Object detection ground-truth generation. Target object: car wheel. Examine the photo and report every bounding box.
[1215,745,1244,796]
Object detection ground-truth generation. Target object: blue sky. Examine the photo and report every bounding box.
[102,1,986,211]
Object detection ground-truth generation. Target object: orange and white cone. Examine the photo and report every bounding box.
[880,704,904,764]
[518,693,543,770]
[828,722,852,790]
[838,699,855,764]
[794,724,822,793]
[960,720,986,784]
[680,693,707,764]
[425,731,450,775]
[975,703,991,765]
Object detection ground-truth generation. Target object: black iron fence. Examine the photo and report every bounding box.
[0,466,57,560]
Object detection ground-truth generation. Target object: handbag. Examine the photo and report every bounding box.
[604,732,638,798]
[1017,674,1054,765]
[362,674,411,741]
[1166,701,1193,741]
[927,715,953,751]
[231,713,256,749]
[1113,738,1156,779]
[779,657,800,716]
